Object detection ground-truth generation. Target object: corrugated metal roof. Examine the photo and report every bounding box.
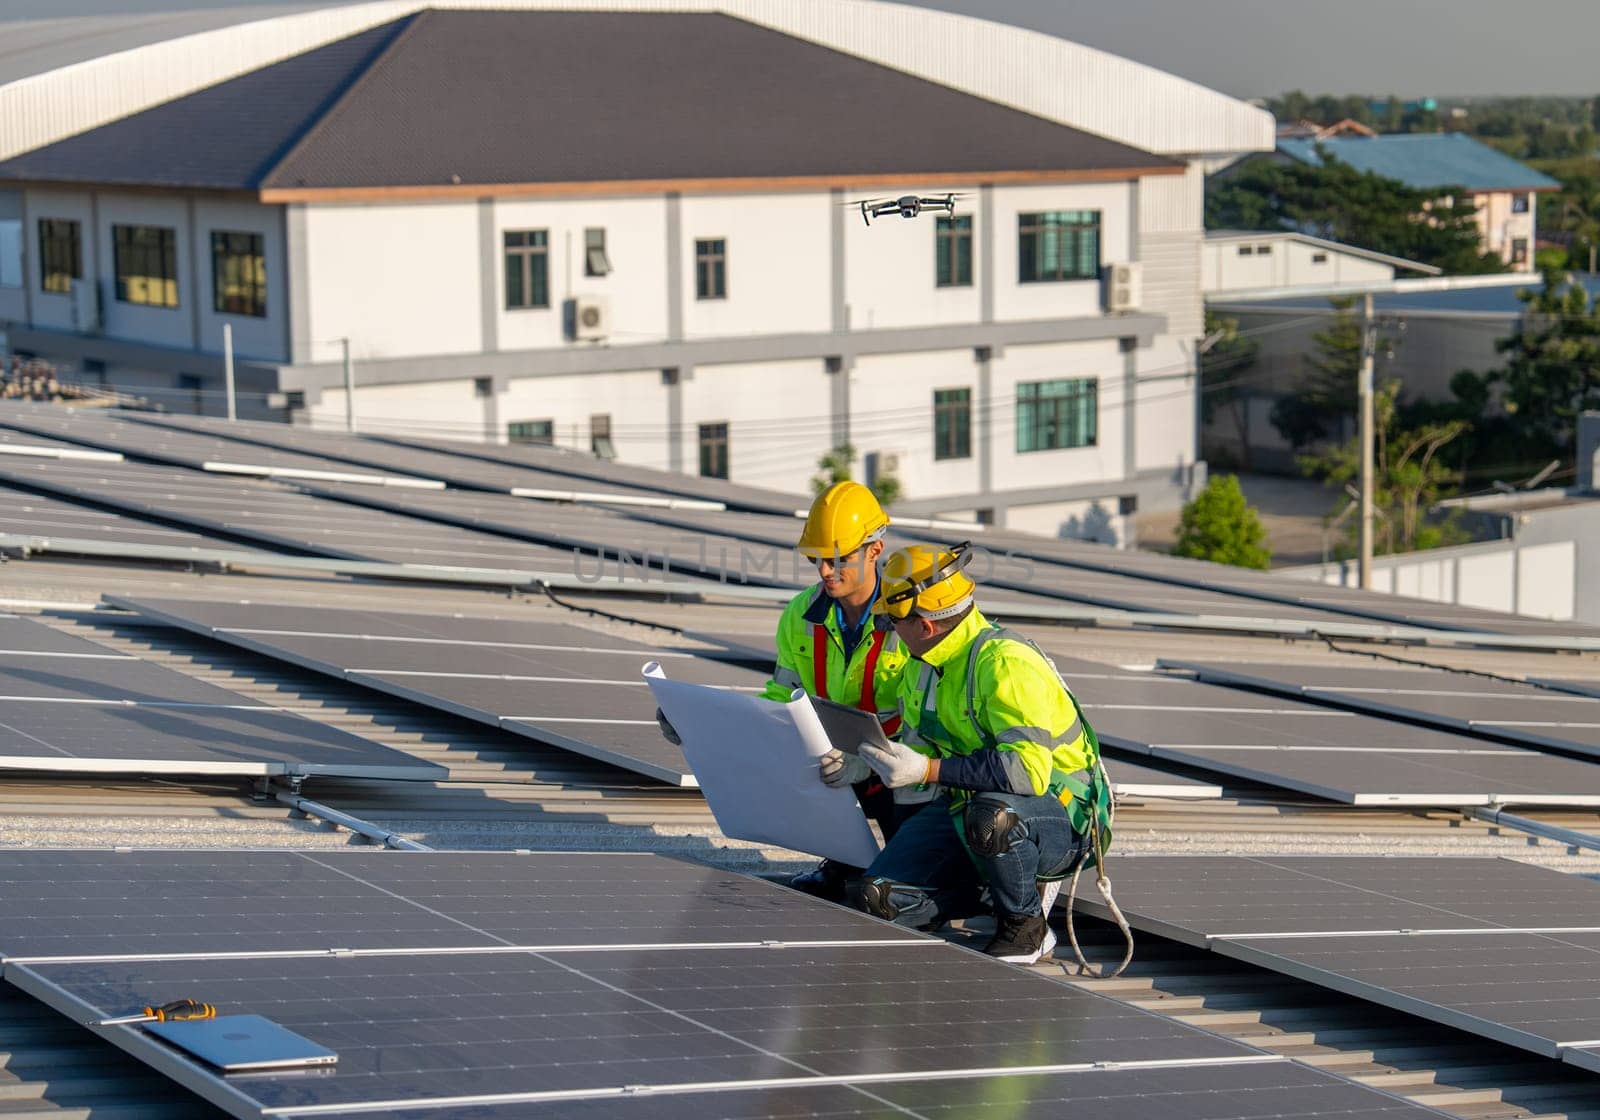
[0,10,1179,192]
[1276,133,1561,192]
[1214,271,1596,315]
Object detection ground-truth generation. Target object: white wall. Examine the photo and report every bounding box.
[850,348,979,500]
[991,182,1133,323]
[843,186,980,331]
[1202,237,1396,293]
[678,357,828,487]
[492,196,670,351]
[303,201,483,363]
[311,376,486,438]
[1005,496,1130,545]
[1132,333,1196,474]
[496,368,670,468]
[680,193,830,338]
[988,338,1123,493]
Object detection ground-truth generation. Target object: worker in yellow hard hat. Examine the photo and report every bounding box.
[656,480,912,900]
[819,541,1114,963]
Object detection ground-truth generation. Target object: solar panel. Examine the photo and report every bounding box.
[0,616,439,780]
[1071,856,1600,1070]
[0,482,248,555]
[1043,656,1600,806]
[349,1061,1438,1120]
[383,432,809,516]
[0,457,576,574]
[11,944,1255,1117]
[0,407,439,486]
[298,481,810,587]
[1099,757,1223,800]
[0,421,123,461]
[1173,661,1600,761]
[1532,678,1600,700]
[0,850,917,962]
[115,596,771,786]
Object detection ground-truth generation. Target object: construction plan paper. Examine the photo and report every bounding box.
[643,662,881,867]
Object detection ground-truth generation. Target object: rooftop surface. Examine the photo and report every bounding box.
[1277,132,1561,192]
[0,9,1179,193]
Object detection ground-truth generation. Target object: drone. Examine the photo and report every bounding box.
[852,193,963,226]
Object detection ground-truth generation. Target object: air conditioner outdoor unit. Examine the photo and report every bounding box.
[69,279,100,334]
[1104,262,1142,313]
[878,452,901,474]
[568,295,610,341]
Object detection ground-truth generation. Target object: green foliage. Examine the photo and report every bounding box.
[1299,382,1471,556]
[1200,311,1260,467]
[1207,155,1501,275]
[1172,475,1271,570]
[1268,299,1400,450]
[1482,271,1600,456]
[809,442,901,507]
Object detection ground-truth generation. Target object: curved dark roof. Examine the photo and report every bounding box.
[0,9,1180,194]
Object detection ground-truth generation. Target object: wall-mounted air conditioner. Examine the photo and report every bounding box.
[1104,262,1142,313]
[566,295,610,341]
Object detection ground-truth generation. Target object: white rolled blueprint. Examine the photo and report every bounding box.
[643,662,881,867]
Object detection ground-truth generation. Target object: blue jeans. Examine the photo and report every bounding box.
[859,791,1086,926]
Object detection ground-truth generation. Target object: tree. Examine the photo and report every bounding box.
[1199,311,1260,468]
[1268,298,1399,450]
[1485,270,1600,459]
[1207,155,1502,275]
[1299,382,1470,555]
[809,443,901,507]
[1172,475,1271,569]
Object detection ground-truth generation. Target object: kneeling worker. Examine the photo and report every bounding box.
[657,481,911,900]
[821,543,1110,964]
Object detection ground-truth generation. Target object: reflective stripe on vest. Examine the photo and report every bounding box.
[812,623,901,736]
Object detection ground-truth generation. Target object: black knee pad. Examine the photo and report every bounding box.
[965,797,1022,858]
[846,876,899,921]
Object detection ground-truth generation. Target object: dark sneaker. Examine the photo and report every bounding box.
[789,859,854,902]
[982,912,1056,964]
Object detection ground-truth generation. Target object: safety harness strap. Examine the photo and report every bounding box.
[813,622,901,737]
[811,623,830,701]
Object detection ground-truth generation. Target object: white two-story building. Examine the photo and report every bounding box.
[0,0,1272,537]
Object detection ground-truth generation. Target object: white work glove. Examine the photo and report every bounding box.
[859,739,934,789]
[655,707,681,746]
[819,748,871,788]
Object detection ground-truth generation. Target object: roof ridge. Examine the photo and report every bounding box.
[255,8,428,190]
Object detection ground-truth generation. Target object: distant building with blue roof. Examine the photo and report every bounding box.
[1274,132,1559,267]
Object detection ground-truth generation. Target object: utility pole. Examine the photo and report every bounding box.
[1358,291,1376,590]
[222,323,237,421]
[341,337,356,434]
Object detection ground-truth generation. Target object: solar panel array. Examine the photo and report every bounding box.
[0,849,1448,1120]
[0,456,578,574]
[1078,856,1600,1074]
[0,482,249,555]
[1051,657,1600,806]
[0,420,123,461]
[1173,661,1600,761]
[0,614,438,780]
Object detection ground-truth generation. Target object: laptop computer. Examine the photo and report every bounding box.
[144,1015,338,1072]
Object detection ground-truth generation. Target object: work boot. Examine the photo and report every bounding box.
[788,859,854,902]
[983,912,1056,964]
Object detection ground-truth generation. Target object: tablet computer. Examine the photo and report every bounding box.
[145,1015,338,1072]
[809,696,894,755]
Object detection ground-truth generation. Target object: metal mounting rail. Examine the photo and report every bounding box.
[1467,806,1600,853]
[273,788,432,851]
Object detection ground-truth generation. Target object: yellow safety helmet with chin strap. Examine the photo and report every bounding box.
[874,542,976,620]
[797,481,890,559]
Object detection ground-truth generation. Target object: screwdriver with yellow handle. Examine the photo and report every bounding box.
[98,999,218,1026]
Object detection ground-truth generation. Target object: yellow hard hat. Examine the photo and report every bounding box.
[875,542,976,620]
[797,481,889,559]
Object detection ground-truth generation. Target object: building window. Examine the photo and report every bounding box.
[698,421,729,478]
[1016,378,1097,452]
[1511,237,1529,266]
[508,419,554,445]
[1311,252,1329,264]
[1256,244,1273,255]
[1511,194,1531,214]
[38,219,81,294]
[695,238,726,300]
[112,224,178,308]
[584,228,611,277]
[1237,245,1254,256]
[933,388,972,461]
[935,216,973,287]
[504,230,549,309]
[590,413,616,458]
[211,231,266,317]
[1018,211,1100,282]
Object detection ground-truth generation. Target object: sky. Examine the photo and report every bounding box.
[905,0,1600,99]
